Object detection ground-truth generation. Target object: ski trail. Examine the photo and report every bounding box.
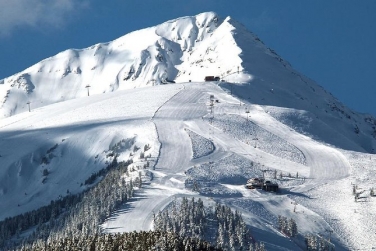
[101,82,351,251]
[102,84,209,232]
[248,105,350,180]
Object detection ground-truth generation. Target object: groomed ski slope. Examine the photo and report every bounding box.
[0,84,183,219]
[101,82,360,250]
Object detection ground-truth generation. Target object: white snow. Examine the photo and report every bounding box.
[185,128,214,159]
[0,11,375,251]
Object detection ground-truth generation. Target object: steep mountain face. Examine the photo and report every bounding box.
[0,12,224,117]
[0,12,375,153]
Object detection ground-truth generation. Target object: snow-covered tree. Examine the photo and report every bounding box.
[153,197,261,250]
[288,218,298,237]
[278,215,298,237]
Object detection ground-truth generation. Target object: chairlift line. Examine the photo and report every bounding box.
[26,101,31,112]
[245,107,250,121]
[85,85,91,96]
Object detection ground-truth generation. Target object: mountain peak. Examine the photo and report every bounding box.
[0,12,246,117]
[0,12,375,154]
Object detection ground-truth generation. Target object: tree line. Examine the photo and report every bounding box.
[0,158,134,250]
[154,197,266,251]
[13,231,221,251]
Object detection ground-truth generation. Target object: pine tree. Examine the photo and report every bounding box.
[138,171,142,188]
[305,234,317,251]
[228,228,236,251]
[288,218,298,237]
[318,236,327,251]
[277,215,286,234]
[217,223,225,249]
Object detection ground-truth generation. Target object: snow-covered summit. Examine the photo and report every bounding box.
[0,12,223,117]
[1,12,375,153]
[0,11,313,117]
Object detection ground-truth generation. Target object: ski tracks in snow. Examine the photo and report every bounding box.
[103,83,210,232]
[102,83,351,250]
[249,105,350,181]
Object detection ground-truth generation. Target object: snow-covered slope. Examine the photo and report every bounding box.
[1,12,375,153]
[1,12,376,250]
[0,12,223,117]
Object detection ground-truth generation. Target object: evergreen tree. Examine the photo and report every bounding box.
[153,197,261,251]
[287,218,298,237]
[216,223,225,249]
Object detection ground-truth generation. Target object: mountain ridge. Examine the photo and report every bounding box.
[1,12,375,153]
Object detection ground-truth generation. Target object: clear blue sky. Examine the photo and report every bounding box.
[0,0,375,115]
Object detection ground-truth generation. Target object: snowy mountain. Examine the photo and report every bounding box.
[0,12,376,250]
[1,12,375,153]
